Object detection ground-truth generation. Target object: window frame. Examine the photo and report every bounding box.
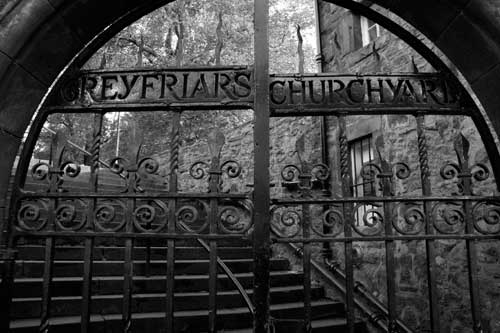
[360,16,381,47]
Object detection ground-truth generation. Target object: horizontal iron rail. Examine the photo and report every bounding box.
[18,192,250,199]
[272,195,500,204]
[12,231,249,240]
[78,65,251,75]
[43,103,254,113]
[18,193,497,201]
[270,107,470,117]
[273,234,500,243]
[41,105,469,116]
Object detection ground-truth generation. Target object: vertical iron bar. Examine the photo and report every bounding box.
[253,0,270,331]
[207,131,223,333]
[81,112,103,333]
[123,210,134,333]
[166,111,180,332]
[40,133,63,333]
[454,135,483,332]
[415,114,441,333]
[208,197,218,333]
[302,202,312,332]
[123,145,139,333]
[40,237,55,333]
[338,115,355,333]
[380,153,398,332]
[298,158,313,332]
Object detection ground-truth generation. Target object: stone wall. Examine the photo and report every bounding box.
[319,2,500,332]
[152,114,323,197]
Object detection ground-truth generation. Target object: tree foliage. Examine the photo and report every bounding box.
[37,0,317,161]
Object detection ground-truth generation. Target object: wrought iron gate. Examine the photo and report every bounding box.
[1,1,500,332]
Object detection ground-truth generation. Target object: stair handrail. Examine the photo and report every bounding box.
[270,226,414,333]
[43,127,254,316]
[178,221,255,317]
[42,126,128,181]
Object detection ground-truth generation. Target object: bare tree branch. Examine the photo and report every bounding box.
[117,36,159,58]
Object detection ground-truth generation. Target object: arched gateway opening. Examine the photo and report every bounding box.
[0,1,499,332]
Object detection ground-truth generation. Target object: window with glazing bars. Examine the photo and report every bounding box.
[349,135,375,226]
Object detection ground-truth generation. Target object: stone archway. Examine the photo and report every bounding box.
[1,0,500,217]
[1,1,500,332]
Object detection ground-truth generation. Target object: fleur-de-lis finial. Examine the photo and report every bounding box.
[453,133,470,167]
[441,133,490,195]
[208,129,225,161]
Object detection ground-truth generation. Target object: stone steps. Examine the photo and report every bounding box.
[13,258,290,277]
[10,300,346,332]
[15,245,254,261]
[7,235,367,331]
[11,286,325,319]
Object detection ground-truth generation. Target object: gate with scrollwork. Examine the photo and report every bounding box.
[1,1,500,333]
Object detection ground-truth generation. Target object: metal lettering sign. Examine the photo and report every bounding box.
[56,66,254,110]
[269,73,466,115]
[53,68,467,114]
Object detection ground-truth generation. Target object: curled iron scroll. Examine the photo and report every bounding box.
[360,163,381,182]
[221,160,242,178]
[218,199,253,234]
[138,157,160,175]
[270,205,302,238]
[133,200,168,233]
[176,200,209,234]
[432,202,465,235]
[189,161,210,179]
[281,164,301,182]
[311,206,343,237]
[351,203,384,237]
[17,200,49,231]
[94,199,127,232]
[60,161,81,178]
[440,162,461,180]
[55,199,87,231]
[31,162,50,181]
[393,162,411,180]
[392,203,425,235]
[471,163,490,182]
[473,201,500,235]
[311,163,330,181]
[109,157,127,175]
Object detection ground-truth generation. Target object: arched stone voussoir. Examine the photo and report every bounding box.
[0,0,55,58]
[371,0,470,41]
[0,60,47,138]
[14,13,84,86]
[0,128,22,204]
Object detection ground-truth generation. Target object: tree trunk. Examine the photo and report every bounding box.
[99,52,107,69]
[296,24,304,74]
[214,11,224,66]
[137,33,144,67]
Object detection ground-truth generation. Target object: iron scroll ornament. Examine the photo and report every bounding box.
[359,150,411,196]
[108,144,160,193]
[472,201,500,235]
[440,134,490,195]
[31,160,81,188]
[189,160,242,180]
